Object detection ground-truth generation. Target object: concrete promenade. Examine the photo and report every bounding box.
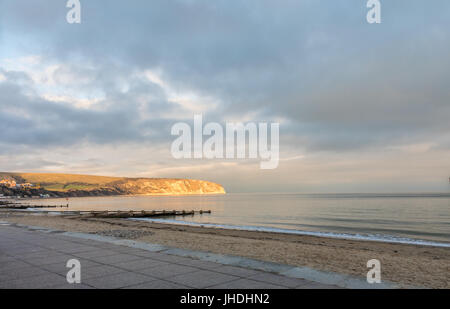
[0,222,392,289]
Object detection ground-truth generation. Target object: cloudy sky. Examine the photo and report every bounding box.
[1,0,450,193]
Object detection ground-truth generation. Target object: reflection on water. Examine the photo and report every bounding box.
[24,193,450,243]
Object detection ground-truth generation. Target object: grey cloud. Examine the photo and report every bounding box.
[0,70,179,148]
[1,0,450,154]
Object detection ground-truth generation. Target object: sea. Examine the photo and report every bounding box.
[26,193,450,247]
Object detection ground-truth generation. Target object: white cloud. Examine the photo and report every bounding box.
[142,69,220,115]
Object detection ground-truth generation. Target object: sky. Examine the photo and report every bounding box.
[1,0,450,193]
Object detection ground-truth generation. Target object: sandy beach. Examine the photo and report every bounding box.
[1,209,449,289]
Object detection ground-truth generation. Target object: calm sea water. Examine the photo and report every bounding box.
[28,193,450,246]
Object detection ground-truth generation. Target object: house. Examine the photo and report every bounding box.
[0,179,16,188]
[0,180,34,189]
[18,183,33,188]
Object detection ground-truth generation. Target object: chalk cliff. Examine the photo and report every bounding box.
[0,172,226,197]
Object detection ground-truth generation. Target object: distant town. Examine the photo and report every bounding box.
[0,179,34,189]
[0,179,50,199]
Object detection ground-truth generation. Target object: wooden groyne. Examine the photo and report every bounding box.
[0,201,15,206]
[68,210,211,219]
[0,204,69,210]
[0,201,211,219]
[0,204,211,219]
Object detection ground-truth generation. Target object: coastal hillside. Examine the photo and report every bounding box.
[0,172,226,197]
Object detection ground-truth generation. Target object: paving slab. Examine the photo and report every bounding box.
[297,282,343,289]
[46,283,94,289]
[80,265,127,280]
[113,259,169,271]
[208,278,287,289]
[0,266,51,282]
[83,272,153,289]
[89,253,143,265]
[0,273,67,289]
[72,249,119,259]
[56,245,102,254]
[167,269,239,288]
[212,265,262,278]
[175,259,225,270]
[124,280,190,289]
[0,223,358,289]
[0,256,15,263]
[23,254,77,267]
[39,259,103,275]
[0,260,32,271]
[248,272,311,288]
[137,263,198,279]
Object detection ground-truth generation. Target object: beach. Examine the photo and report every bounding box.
[1,209,449,289]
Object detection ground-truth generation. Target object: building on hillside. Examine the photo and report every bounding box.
[0,179,17,188]
[18,183,33,188]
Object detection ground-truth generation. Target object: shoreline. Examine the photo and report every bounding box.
[11,203,450,248]
[1,192,226,201]
[1,209,449,288]
[130,217,450,248]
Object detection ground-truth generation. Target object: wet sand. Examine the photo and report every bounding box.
[1,210,449,288]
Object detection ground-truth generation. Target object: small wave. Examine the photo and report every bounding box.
[129,218,450,248]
